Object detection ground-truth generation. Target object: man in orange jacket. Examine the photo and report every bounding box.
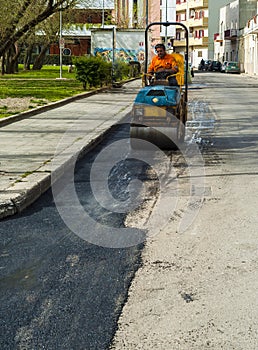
[148,43,179,85]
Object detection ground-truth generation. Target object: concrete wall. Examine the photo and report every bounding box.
[242,2,258,75]
[239,0,257,29]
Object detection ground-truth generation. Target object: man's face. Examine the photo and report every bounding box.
[156,47,166,59]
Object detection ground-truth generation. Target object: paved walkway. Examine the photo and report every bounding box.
[0,80,139,219]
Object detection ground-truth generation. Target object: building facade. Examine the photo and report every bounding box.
[113,0,176,54]
[213,0,257,72]
[242,1,258,74]
[175,0,230,67]
[175,0,209,67]
[214,0,239,63]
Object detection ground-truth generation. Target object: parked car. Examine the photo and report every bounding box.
[198,59,211,71]
[221,61,228,73]
[225,61,240,74]
[204,60,211,71]
[208,60,222,72]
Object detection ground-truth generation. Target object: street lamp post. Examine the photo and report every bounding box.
[102,0,105,28]
[59,8,63,79]
[165,0,168,47]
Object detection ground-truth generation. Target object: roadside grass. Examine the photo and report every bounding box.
[0,65,85,118]
[0,64,77,79]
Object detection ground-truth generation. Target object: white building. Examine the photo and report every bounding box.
[214,0,239,63]
[242,1,258,75]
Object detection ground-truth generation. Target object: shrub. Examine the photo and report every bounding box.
[74,56,139,90]
[113,61,130,81]
[74,56,112,89]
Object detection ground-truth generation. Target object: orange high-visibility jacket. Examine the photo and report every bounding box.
[148,53,178,73]
[148,52,185,85]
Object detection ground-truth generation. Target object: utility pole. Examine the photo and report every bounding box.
[112,27,116,86]
[165,0,168,47]
[102,0,105,28]
[59,8,63,79]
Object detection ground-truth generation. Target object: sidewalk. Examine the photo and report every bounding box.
[0,80,139,219]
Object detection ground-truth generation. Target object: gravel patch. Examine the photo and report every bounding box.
[0,97,49,114]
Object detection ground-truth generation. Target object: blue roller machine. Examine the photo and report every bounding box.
[130,22,189,149]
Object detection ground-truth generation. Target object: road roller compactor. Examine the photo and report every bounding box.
[130,22,189,150]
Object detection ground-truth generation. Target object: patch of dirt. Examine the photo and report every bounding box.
[0,97,49,114]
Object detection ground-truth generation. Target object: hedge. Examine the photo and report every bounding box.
[74,56,139,90]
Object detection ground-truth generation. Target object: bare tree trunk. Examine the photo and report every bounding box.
[1,53,5,75]
[33,44,49,70]
[3,44,19,74]
[23,44,34,70]
[10,43,20,73]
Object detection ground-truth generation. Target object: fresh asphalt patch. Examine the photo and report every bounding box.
[0,123,148,350]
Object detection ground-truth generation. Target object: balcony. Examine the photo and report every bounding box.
[214,33,223,43]
[173,38,186,47]
[189,36,208,46]
[187,16,208,27]
[188,0,208,10]
[246,15,258,34]
[176,0,187,11]
[224,29,238,40]
[174,36,208,47]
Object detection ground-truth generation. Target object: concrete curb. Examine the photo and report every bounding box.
[0,77,139,128]
[0,97,133,220]
[0,88,109,128]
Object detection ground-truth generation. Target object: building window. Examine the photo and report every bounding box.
[199,30,204,38]
[176,32,181,40]
[181,13,186,21]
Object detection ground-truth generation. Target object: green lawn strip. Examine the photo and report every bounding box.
[0,65,76,79]
[0,65,87,118]
[0,79,83,101]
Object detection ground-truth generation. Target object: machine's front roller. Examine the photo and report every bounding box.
[130,124,180,150]
[130,122,181,150]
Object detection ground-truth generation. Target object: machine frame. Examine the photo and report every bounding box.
[130,22,189,150]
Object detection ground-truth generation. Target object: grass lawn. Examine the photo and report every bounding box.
[0,65,85,118]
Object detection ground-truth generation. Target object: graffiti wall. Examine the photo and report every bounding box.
[91,29,145,63]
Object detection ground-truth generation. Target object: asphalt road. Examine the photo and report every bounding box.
[1,71,257,349]
[111,71,258,349]
[0,123,147,350]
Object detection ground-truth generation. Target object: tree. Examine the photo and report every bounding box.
[0,0,79,74]
[32,15,61,70]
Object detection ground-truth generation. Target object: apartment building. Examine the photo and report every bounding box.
[242,1,258,75]
[214,1,239,64]
[175,0,209,66]
[240,0,258,75]
[213,0,257,72]
[114,0,177,47]
[175,0,230,67]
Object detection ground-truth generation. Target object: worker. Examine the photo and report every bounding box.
[148,43,179,86]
